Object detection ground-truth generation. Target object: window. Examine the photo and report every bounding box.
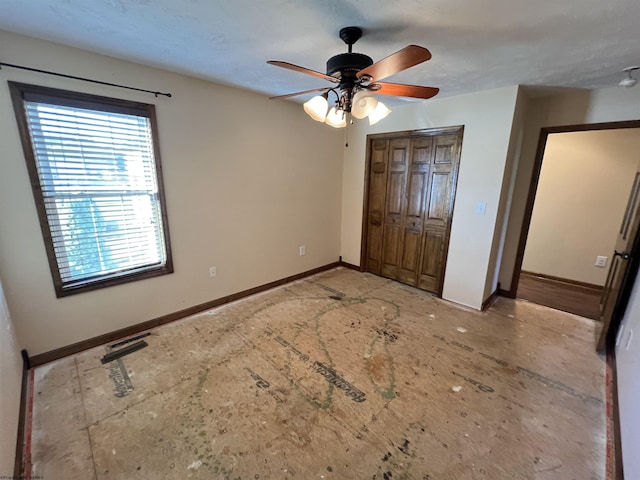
[9,82,173,297]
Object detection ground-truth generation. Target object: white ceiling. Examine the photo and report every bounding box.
[1,0,639,106]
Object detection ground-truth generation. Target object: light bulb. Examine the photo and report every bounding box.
[325,106,347,128]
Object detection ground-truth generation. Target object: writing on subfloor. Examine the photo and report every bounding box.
[452,370,494,393]
[265,328,367,403]
[246,368,270,388]
[108,357,133,398]
[312,361,367,403]
[245,367,283,403]
[432,333,602,405]
[273,334,309,362]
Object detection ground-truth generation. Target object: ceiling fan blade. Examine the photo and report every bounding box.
[267,61,339,83]
[269,88,330,100]
[373,82,439,99]
[357,45,432,82]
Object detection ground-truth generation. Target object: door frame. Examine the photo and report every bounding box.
[506,119,640,298]
[359,125,464,297]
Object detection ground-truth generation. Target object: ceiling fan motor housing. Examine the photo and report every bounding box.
[327,53,372,78]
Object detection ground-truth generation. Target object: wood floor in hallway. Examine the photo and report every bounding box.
[517,271,602,320]
[28,268,607,479]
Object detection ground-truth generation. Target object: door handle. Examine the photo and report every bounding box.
[614,250,631,260]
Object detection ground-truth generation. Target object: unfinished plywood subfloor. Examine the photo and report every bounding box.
[30,268,606,479]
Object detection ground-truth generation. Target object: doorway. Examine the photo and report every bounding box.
[360,126,463,295]
[508,120,640,350]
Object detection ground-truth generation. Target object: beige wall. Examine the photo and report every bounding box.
[0,30,344,355]
[499,87,640,291]
[0,276,22,477]
[483,88,530,299]
[340,86,519,309]
[522,129,640,285]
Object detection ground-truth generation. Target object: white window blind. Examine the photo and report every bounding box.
[23,98,169,290]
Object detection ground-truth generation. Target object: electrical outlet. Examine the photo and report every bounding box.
[595,256,608,268]
[299,245,306,256]
[209,266,217,278]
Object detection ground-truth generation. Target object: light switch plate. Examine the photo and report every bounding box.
[595,256,608,268]
[475,202,487,215]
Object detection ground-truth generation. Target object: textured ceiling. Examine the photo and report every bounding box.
[1,0,639,106]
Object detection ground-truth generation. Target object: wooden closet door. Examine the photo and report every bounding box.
[363,127,462,296]
[417,134,461,292]
[380,138,410,279]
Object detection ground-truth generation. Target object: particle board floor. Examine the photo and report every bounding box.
[29,268,606,480]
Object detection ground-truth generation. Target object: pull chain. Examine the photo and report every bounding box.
[345,113,352,147]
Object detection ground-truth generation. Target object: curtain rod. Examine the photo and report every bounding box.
[0,61,172,98]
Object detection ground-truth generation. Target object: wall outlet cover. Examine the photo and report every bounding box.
[595,256,608,268]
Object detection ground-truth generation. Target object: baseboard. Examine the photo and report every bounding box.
[498,288,514,299]
[607,338,624,479]
[339,260,363,271]
[30,262,340,367]
[14,349,30,479]
[481,285,501,311]
[521,270,603,291]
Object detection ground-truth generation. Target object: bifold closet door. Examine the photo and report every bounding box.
[364,128,462,295]
[417,133,460,292]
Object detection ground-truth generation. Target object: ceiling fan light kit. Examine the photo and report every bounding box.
[268,26,438,128]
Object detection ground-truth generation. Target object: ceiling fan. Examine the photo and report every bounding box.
[267,26,439,128]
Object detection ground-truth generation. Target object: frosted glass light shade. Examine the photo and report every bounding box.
[368,101,391,125]
[351,90,378,119]
[620,77,637,88]
[325,106,346,128]
[303,94,329,122]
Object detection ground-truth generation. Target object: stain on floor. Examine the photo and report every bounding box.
[29,268,606,479]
